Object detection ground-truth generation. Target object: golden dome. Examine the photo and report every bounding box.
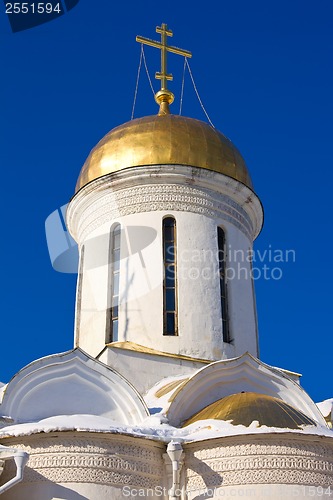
[182,392,316,429]
[75,114,253,192]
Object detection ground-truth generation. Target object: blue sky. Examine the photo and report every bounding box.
[0,0,332,404]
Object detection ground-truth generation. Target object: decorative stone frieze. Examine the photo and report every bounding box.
[67,165,263,243]
[0,432,165,489]
[184,433,333,490]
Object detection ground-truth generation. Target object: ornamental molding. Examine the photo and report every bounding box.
[67,165,263,243]
[1,431,332,492]
[0,348,149,425]
[167,353,327,427]
[185,433,333,489]
[69,182,254,244]
[1,433,165,488]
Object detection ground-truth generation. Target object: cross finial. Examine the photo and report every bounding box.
[136,23,192,114]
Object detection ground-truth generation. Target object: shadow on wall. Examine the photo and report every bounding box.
[190,454,223,500]
[1,469,89,500]
[37,483,89,500]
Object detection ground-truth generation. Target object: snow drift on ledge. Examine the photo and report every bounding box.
[0,414,332,443]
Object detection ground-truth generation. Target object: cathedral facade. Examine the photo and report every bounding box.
[0,25,332,499]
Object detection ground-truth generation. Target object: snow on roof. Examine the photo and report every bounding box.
[316,399,333,418]
[0,384,7,404]
[0,413,331,443]
[144,374,188,414]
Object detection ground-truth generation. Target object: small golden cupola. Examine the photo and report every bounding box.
[75,23,253,193]
[183,392,317,429]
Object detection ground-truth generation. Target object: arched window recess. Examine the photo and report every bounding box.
[106,223,121,343]
[217,227,231,343]
[163,216,178,336]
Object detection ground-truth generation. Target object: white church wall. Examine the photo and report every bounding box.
[183,433,333,499]
[77,208,258,361]
[0,433,167,500]
[217,222,259,358]
[68,165,263,364]
[98,345,208,395]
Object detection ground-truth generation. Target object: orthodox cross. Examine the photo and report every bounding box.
[136,23,192,109]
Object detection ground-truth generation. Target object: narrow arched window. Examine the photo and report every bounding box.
[106,224,121,342]
[218,227,231,343]
[75,244,85,346]
[163,217,178,336]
